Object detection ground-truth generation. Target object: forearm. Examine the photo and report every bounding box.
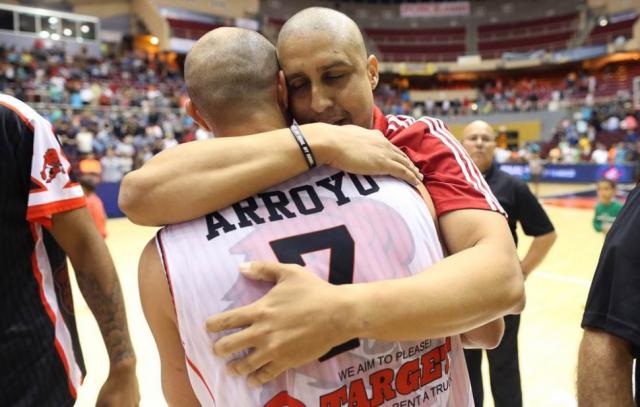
[72,232,135,367]
[521,231,557,277]
[578,329,635,406]
[345,242,523,342]
[120,124,327,225]
[163,374,200,407]
[461,318,505,349]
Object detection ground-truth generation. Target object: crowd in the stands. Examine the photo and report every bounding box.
[1,45,637,183]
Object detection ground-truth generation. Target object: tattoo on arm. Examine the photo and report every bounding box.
[75,269,135,365]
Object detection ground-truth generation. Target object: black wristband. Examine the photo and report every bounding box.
[290,120,316,169]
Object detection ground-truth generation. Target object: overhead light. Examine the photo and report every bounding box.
[150,36,159,45]
[48,17,58,25]
[51,33,60,40]
[81,25,90,33]
[63,28,72,36]
[39,30,50,38]
[599,17,608,27]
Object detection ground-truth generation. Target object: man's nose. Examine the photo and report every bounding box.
[310,85,332,113]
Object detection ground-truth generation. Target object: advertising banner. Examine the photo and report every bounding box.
[498,163,639,183]
[400,2,470,18]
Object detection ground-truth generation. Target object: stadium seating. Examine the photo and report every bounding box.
[366,27,465,62]
[594,62,640,98]
[167,18,222,41]
[586,13,639,46]
[477,13,578,59]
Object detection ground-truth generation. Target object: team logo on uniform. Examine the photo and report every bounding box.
[40,148,66,183]
[220,196,422,406]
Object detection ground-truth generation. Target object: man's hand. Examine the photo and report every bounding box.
[206,262,353,386]
[316,124,423,186]
[96,363,140,407]
[520,230,557,279]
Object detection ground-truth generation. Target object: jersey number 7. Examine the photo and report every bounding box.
[269,225,361,361]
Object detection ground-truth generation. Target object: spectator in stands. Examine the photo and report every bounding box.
[80,176,107,238]
[593,178,623,235]
[560,138,579,164]
[628,141,640,163]
[587,74,597,94]
[578,135,592,161]
[94,124,113,156]
[116,136,136,174]
[591,142,609,164]
[462,120,556,407]
[163,133,178,150]
[100,147,124,183]
[528,144,544,197]
[494,145,512,164]
[566,72,577,94]
[79,152,102,181]
[605,115,621,132]
[614,142,628,164]
[622,113,637,134]
[134,145,154,170]
[75,126,94,156]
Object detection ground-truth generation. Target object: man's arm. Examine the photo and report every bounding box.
[514,180,557,278]
[348,209,524,338]
[520,231,557,279]
[461,318,505,349]
[50,208,139,406]
[139,240,200,407]
[577,328,635,407]
[418,183,505,351]
[207,209,524,385]
[119,123,421,226]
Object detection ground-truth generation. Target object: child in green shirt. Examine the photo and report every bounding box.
[593,178,624,234]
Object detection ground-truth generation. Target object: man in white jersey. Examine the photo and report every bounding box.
[139,28,504,406]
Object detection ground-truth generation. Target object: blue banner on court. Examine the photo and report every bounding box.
[498,163,639,183]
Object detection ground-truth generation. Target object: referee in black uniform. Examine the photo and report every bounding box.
[461,120,557,407]
[578,184,640,406]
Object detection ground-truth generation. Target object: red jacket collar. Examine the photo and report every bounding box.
[372,106,388,133]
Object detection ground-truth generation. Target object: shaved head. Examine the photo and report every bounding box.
[274,7,379,128]
[462,120,497,173]
[277,7,367,62]
[463,120,496,140]
[185,27,279,125]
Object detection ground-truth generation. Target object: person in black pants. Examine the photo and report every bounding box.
[462,121,557,407]
[578,184,640,406]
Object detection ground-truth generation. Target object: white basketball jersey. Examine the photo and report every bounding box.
[157,166,473,407]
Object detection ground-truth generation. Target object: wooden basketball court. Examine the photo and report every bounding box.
[71,182,608,407]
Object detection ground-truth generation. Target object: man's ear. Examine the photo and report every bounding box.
[367,55,379,90]
[185,99,212,132]
[277,70,289,113]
